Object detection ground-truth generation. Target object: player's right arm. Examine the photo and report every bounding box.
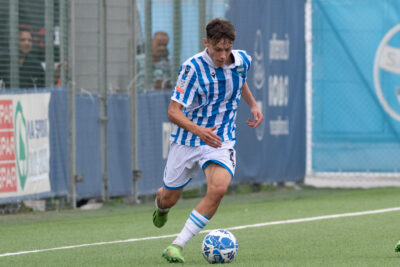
[168,100,222,148]
[241,82,263,128]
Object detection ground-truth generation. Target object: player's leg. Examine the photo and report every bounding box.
[154,143,196,229]
[171,164,231,249]
[156,186,183,209]
[195,163,231,218]
[156,187,187,263]
[153,186,182,228]
[163,164,231,263]
[161,143,234,263]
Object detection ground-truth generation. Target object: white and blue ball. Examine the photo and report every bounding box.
[202,229,238,264]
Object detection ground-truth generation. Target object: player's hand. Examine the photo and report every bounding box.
[196,126,222,148]
[246,106,264,128]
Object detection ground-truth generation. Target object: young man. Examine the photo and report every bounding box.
[153,18,263,263]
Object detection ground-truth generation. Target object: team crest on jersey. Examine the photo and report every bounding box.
[211,72,216,79]
[182,65,191,80]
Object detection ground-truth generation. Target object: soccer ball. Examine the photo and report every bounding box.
[202,229,238,264]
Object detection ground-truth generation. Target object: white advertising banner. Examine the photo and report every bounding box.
[0,93,51,199]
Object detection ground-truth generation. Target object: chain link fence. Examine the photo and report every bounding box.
[0,0,229,206]
[306,0,400,188]
[0,0,68,90]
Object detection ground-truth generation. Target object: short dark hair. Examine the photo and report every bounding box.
[206,18,236,44]
[19,24,32,34]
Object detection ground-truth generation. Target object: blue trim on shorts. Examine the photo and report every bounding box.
[163,178,192,190]
[202,160,234,178]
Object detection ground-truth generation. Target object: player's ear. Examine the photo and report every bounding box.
[203,38,208,48]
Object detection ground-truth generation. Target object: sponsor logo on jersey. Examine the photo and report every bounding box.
[176,79,185,93]
[236,66,245,77]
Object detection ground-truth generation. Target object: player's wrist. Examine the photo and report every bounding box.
[250,103,259,110]
[191,124,202,137]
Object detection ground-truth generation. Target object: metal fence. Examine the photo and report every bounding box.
[0,0,308,206]
[0,0,68,90]
[0,0,229,206]
[68,0,227,206]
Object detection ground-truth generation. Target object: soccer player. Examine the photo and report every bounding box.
[153,18,263,263]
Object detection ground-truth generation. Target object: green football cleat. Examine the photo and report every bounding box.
[395,240,400,252]
[162,245,184,263]
[153,209,168,228]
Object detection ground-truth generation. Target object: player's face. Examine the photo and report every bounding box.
[204,38,233,67]
[19,31,32,55]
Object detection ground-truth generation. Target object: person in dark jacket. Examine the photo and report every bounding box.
[0,29,45,89]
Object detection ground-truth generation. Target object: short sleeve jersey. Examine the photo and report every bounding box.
[170,49,252,146]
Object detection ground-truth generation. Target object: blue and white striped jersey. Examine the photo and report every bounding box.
[170,49,252,146]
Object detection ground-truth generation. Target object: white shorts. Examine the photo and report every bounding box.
[163,140,236,190]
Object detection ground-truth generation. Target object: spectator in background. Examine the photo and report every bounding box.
[0,27,45,89]
[137,31,172,90]
[18,29,45,88]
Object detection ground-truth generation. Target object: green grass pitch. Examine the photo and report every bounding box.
[1,186,400,266]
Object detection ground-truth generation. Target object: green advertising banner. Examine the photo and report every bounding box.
[0,93,51,198]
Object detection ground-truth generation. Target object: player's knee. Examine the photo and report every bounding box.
[209,185,228,200]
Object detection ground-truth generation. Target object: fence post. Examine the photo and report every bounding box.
[99,0,109,202]
[68,0,77,209]
[128,0,141,204]
[144,0,152,90]
[173,0,181,78]
[9,0,19,89]
[45,0,54,87]
[198,0,206,52]
[59,0,68,86]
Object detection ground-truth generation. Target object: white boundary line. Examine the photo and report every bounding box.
[1,206,400,258]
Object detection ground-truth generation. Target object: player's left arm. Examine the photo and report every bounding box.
[241,81,264,128]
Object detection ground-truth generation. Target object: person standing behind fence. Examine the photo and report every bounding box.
[136,31,172,90]
[0,27,45,89]
[152,18,264,263]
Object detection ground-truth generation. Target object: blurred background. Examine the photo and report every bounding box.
[0,0,399,209]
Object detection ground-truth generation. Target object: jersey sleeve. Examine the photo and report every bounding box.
[245,51,252,71]
[171,64,198,107]
[238,50,252,72]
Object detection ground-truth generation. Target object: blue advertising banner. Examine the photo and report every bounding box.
[312,0,400,172]
[0,1,307,203]
[227,0,306,182]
